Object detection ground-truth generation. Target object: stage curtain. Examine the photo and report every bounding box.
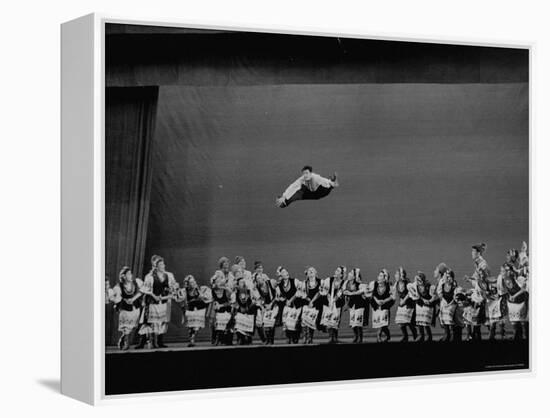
[105,86,159,344]
[106,86,158,281]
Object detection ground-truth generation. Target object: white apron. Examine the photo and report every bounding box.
[349,307,365,328]
[214,312,232,331]
[439,299,457,326]
[262,306,279,328]
[283,306,301,331]
[415,305,433,326]
[507,301,528,323]
[185,309,206,330]
[235,312,255,334]
[301,306,319,330]
[372,309,389,328]
[320,305,341,329]
[395,306,414,324]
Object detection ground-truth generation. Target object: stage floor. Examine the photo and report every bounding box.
[105,338,529,396]
[106,332,518,353]
[105,325,518,353]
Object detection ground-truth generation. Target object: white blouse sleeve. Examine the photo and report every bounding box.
[282,177,303,200]
[141,275,154,294]
[311,173,332,188]
[167,272,178,291]
[111,285,122,304]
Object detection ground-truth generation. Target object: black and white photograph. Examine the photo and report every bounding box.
[103,22,529,395]
[7,0,550,414]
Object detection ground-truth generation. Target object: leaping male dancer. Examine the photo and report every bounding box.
[276,165,339,208]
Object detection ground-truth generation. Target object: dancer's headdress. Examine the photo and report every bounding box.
[151,255,164,268]
[218,256,230,269]
[118,266,131,281]
[472,243,487,254]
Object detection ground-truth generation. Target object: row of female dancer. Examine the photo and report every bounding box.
[106,242,529,350]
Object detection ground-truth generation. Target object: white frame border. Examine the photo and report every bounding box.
[61,12,534,405]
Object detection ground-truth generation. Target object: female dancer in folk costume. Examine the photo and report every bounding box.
[506,248,521,274]
[302,267,323,344]
[231,264,244,284]
[137,255,178,349]
[484,263,509,340]
[518,241,529,278]
[275,267,302,344]
[506,243,529,280]
[251,261,277,344]
[233,277,258,345]
[105,276,115,345]
[452,286,467,341]
[235,256,254,290]
[111,266,143,350]
[435,266,459,342]
[370,269,395,342]
[503,244,530,339]
[210,274,233,346]
[210,257,236,292]
[180,275,212,347]
[502,264,529,340]
[461,288,486,341]
[344,268,369,343]
[209,257,236,343]
[517,241,529,339]
[462,243,490,341]
[271,266,286,333]
[276,165,339,208]
[319,266,347,344]
[409,272,438,342]
[393,267,417,342]
[224,268,246,345]
[292,279,310,343]
[105,277,114,304]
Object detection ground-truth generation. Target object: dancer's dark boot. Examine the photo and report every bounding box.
[135,334,147,349]
[522,322,529,340]
[439,326,451,342]
[399,325,408,342]
[117,335,124,350]
[488,323,496,341]
[383,327,391,342]
[452,327,461,342]
[157,334,167,348]
[150,333,158,349]
[425,327,432,342]
[122,335,130,351]
[415,326,425,342]
[499,323,506,340]
[409,324,418,340]
[513,323,523,340]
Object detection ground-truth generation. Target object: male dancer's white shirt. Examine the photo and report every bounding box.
[282,173,333,201]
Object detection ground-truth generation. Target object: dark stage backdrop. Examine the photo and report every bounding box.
[146,82,528,293]
[105,29,528,86]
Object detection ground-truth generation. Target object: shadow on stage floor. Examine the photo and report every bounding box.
[105,339,528,395]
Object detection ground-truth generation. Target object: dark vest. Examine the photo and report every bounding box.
[279,279,297,300]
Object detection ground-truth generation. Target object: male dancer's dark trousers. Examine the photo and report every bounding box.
[282,185,333,208]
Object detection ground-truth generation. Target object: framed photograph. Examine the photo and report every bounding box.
[61,14,531,404]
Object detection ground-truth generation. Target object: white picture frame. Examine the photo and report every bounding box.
[61,13,532,405]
